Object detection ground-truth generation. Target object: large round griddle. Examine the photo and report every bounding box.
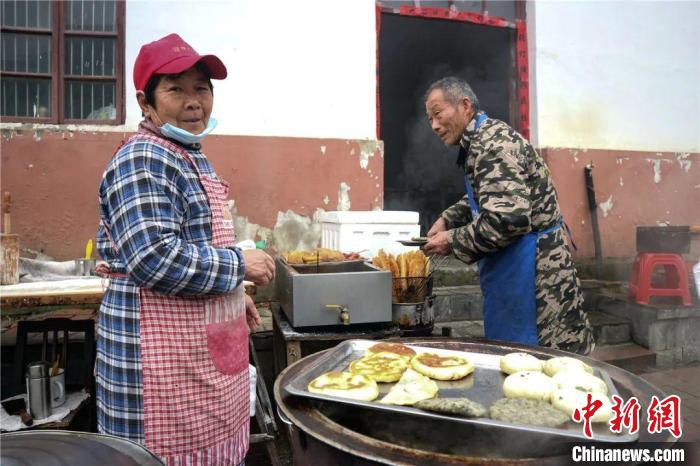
[275,337,676,465]
[1,430,163,466]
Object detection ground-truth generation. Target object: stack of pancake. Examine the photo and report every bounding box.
[306,344,614,430]
[495,353,614,426]
[307,342,474,405]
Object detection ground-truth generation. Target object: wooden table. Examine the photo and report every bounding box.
[1,278,261,435]
[271,303,401,376]
[0,278,105,309]
[1,279,257,346]
[1,279,104,346]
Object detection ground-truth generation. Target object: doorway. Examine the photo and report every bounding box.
[379,8,519,233]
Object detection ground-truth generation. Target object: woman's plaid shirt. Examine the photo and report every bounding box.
[95,131,245,441]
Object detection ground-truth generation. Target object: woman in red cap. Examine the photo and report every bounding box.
[95,33,275,465]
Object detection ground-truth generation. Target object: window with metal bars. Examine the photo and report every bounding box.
[0,0,124,124]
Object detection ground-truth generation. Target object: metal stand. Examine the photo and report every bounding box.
[271,303,401,377]
[249,336,281,466]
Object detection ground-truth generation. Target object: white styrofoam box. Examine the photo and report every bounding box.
[320,211,420,258]
[319,210,419,224]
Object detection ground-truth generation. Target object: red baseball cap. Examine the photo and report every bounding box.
[133,33,227,91]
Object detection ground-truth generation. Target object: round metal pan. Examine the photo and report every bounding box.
[1,430,164,466]
[275,337,676,465]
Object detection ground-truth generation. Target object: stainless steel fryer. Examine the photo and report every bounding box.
[275,257,392,328]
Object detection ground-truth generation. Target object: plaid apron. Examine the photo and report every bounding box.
[103,132,249,465]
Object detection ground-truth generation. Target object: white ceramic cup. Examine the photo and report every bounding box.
[50,368,66,408]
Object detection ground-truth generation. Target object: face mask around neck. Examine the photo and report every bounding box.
[158,117,218,145]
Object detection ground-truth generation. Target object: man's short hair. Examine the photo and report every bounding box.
[424,77,480,114]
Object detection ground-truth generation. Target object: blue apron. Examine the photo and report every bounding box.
[464,114,560,346]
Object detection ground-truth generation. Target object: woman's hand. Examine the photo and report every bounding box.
[245,294,262,332]
[242,249,275,285]
[427,217,447,237]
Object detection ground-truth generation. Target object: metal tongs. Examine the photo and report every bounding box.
[397,236,428,247]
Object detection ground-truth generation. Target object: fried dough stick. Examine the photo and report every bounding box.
[373,250,400,300]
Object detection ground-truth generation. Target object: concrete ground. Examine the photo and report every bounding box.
[639,364,700,442]
[590,343,700,442]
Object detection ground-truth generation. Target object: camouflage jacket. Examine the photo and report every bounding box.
[442,112,562,263]
[442,112,594,354]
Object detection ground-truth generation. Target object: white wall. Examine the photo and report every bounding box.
[12,0,695,152]
[125,0,377,139]
[530,0,700,152]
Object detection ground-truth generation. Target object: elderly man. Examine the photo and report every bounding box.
[423,77,594,355]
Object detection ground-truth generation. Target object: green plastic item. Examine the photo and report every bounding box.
[255,240,266,249]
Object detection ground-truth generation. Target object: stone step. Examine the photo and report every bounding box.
[432,285,483,322]
[587,310,632,345]
[433,290,634,345]
[589,342,658,374]
[432,258,478,287]
[582,288,700,366]
[432,319,484,339]
[432,317,636,349]
[576,258,634,282]
[429,323,655,375]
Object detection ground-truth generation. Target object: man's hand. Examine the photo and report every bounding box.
[422,230,452,256]
[242,249,275,285]
[245,293,262,332]
[427,217,447,237]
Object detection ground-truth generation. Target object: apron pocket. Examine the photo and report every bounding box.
[206,315,249,375]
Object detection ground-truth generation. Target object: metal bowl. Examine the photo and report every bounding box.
[1,430,163,466]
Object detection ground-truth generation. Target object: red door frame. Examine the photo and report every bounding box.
[375,4,530,141]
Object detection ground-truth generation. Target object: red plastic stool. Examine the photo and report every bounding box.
[628,253,692,306]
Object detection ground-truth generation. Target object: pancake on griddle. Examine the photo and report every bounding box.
[551,388,613,423]
[552,370,608,395]
[380,368,439,405]
[307,371,379,401]
[489,397,569,427]
[349,351,409,383]
[502,370,556,401]
[414,397,487,418]
[500,352,544,375]
[410,352,474,381]
[366,342,416,361]
[543,356,594,377]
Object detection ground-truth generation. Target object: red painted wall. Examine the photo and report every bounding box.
[2,129,697,261]
[543,148,700,259]
[0,129,384,260]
